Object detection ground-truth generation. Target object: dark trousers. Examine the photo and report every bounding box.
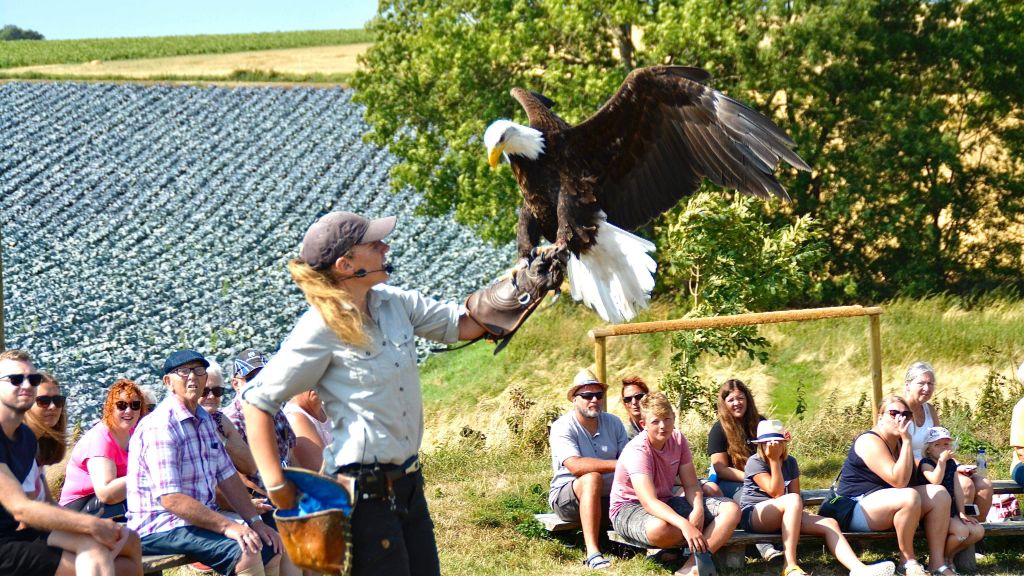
[350,469,439,576]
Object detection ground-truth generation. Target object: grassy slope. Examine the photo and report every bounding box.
[0,29,373,69]
[418,295,1024,575]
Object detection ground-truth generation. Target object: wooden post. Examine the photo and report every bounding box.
[868,314,883,421]
[591,332,606,386]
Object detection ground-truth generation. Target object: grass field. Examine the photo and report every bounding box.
[412,294,1024,575]
[0,28,372,69]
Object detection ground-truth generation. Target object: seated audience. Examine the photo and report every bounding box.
[128,350,282,576]
[620,376,650,439]
[903,361,993,520]
[0,349,142,576]
[739,419,895,576]
[610,391,739,576]
[223,349,295,479]
[283,390,333,472]
[200,362,258,479]
[24,372,68,500]
[919,426,984,569]
[549,367,628,570]
[59,379,148,518]
[706,378,780,560]
[837,395,951,576]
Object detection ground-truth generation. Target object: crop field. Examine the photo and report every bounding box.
[0,29,373,69]
[0,81,513,425]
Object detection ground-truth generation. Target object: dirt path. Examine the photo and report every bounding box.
[5,43,371,78]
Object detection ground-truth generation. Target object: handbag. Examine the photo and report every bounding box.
[818,473,858,530]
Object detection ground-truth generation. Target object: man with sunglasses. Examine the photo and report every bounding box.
[549,367,629,570]
[0,349,142,576]
[127,349,284,576]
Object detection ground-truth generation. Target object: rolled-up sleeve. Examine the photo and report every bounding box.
[242,309,333,414]
[392,287,460,343]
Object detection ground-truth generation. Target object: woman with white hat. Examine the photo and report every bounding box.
[738,420,895,576]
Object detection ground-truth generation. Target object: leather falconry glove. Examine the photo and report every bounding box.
[464,248,566,354]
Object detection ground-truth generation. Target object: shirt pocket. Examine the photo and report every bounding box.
[333,344,386,390]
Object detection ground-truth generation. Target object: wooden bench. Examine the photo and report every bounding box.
[536,480,1024,571]
[142,554,190,575]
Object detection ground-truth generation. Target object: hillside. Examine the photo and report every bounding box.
[0,81,513,423]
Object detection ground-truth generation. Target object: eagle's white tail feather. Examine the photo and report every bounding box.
[566,221,656,323]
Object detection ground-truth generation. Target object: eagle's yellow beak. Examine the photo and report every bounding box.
[488,144,505,169]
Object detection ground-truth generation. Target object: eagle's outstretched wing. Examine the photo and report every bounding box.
[565,66,811,232]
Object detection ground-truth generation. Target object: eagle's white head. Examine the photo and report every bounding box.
[484,119,545,168]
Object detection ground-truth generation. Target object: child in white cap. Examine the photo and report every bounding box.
[919,426,984,571]
[739,419,895,576]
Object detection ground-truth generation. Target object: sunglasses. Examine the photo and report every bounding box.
[623,393,646,404]
[1,373,43,387]
[115,400,143,412]
[887,409,913,419]
[202,386,227,398]
[35,395,67,409]
[147,403,157,412]
[575,391,605,401]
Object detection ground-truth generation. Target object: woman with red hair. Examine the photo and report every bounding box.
[59,379,148,518]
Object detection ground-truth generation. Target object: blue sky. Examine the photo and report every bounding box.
[0,0,377,40]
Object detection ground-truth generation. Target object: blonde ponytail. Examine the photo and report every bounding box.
[288,259,369,347]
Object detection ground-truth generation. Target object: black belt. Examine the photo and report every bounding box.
[336,456,421,503]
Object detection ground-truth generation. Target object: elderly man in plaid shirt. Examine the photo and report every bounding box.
[127,350,283,576]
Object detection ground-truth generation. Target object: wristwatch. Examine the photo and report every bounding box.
[245,514,264,527]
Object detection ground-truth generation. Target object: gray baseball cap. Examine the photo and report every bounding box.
[299,211,397,270]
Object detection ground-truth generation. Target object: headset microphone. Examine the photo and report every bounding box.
[351,264,395,279]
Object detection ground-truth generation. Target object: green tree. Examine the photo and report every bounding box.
[353,0,1024,301]
[0,25,44,41]
[655,193,826,416]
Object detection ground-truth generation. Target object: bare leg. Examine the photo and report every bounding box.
[572,472,605,559]
[749,494,802,569]
[972,475,993,520]
[859,487,922,564]
[48,530,116,576]
[913,484,951,571]
[800,512,866,570]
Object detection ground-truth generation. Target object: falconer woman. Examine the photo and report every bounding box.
[242,211,561,575]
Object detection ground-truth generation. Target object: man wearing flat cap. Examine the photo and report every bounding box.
[127,350,283,576]
[548,367,628,570]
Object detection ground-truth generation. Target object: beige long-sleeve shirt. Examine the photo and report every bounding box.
[242,284,460,469]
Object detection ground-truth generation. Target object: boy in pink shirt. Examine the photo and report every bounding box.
[610,392,739,576]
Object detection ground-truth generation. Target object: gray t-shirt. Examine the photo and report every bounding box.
[548,410,628,506]
[739,453,800,508]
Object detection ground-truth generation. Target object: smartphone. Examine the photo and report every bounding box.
[963,504,980,516]
[958,464,977,476]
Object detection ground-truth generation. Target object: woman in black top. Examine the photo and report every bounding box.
[837,396,953,576]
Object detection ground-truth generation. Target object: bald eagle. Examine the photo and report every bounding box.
[484,65,810,323]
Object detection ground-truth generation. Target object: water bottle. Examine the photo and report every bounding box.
[976,447,988,478]
[707,463,718,484]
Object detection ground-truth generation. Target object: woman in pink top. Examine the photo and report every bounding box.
[59,379,148,518]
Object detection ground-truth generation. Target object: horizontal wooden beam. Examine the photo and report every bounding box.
[588,305,883,340]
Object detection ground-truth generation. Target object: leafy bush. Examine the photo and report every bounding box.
[655,193,826,416]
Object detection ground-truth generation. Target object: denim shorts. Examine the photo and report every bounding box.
[141,525,277,575]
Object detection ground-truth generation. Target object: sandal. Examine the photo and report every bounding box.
[647,548,681,564]
[850,560,896,576]
[695,552,718,576]
[932,566,957,576]
[898,562,931,576]
[784,565,810,576]
[583,553,611,570]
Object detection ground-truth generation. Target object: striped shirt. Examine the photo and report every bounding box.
[126,396,235,538]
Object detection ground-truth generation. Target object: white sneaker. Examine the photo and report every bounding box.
[851,561,895,576]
